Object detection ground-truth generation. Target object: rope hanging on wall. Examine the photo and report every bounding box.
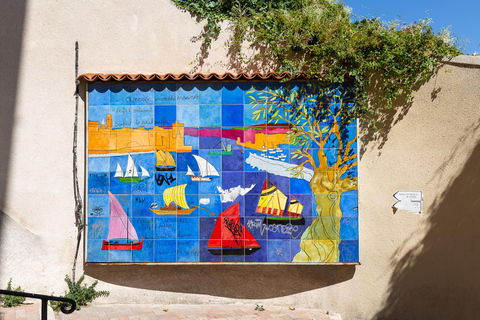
[72,40,83,285]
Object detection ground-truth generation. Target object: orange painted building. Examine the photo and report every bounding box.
[88,114,192,154]
[236,132,288,150]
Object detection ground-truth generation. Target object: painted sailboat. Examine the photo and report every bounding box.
[207,202,261,255]
[208,139,232,155]
[114,154,150,183]
[186,155,219,181]
[101,191,144,250]
[155,150,176,171]
[149,184,196,215]
[256,179,305,225]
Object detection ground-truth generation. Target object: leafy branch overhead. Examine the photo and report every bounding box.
[173,0,461,127]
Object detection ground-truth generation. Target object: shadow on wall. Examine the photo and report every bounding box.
[359,69,443,158]
[173,7,281,74]
[86,264,355,299]
[359,75,413,157]
[0,0,27,270]
[375,135,480,319]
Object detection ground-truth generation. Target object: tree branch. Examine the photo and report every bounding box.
[338,137,357,167]
[338,160,357,175]
[293,149,316,171]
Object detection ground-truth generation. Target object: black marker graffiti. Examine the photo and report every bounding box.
[224,217,243,247]
[155,173,176,186]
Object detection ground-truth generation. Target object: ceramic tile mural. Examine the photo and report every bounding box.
[86,81,359,264]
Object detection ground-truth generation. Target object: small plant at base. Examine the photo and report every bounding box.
[255,304,265,311]
[0,279,26,307]
[50,274,109,311]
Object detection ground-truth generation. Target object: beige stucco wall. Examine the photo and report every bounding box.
[1,1,479,319]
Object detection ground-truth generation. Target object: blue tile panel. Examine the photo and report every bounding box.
[86,81,359,264]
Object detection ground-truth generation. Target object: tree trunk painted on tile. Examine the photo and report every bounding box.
[250,82,358,262]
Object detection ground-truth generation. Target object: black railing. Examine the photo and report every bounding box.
[0,289,76,319]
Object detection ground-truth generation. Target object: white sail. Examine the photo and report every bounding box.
[124,154,139,178]
[114,163,123,178]
[192,155,219,177]
[140,166,150,178]
[186,165,194,176]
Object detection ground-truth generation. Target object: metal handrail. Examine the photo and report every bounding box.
[0,289,76,319]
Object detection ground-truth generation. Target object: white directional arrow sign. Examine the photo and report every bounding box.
[392,191,423,215]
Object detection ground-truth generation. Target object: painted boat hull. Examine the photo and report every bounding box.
[155,166,176,171]
[208,151,232,155]
[117,177,150,183]
[101,237,144,251]
[191,176,212,181]
[208,247,261,255]
[149,207,196,215]
[263,216,305,225]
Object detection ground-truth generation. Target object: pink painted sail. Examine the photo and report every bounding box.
[107,191,139,241]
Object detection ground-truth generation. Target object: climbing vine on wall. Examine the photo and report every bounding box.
[173,0,461,127]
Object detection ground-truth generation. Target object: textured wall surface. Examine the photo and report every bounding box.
[0,0,479,318]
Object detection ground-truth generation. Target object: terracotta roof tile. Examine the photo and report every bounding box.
[77,72,316,82]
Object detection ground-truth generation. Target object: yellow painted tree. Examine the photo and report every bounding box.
[250,82,358,262]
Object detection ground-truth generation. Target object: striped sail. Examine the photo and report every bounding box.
[285,196,304,217]
[255,179,287,216]
[163,184,190,209]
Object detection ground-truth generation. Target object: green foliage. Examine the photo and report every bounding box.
[1,279,26,307]
[255,304,265,311]
[51,274,109,311]
[173,0,462,128]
